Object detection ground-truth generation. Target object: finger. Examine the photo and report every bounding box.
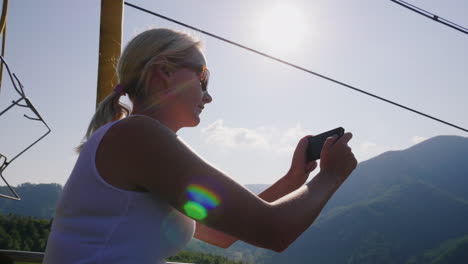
[322,135,339,153]
[296,136,311,155]
[291,136,312,166]
[309,160,318,168]
[306,161,317,172]
[336,132,353,145]
[292,136,305,154]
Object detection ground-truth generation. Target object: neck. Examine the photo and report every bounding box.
[131,105,182,133]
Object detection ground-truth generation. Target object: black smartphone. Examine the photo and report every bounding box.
[306,127,345,161]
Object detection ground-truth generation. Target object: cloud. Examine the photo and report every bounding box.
[360,142,378,152]
[357,141,390,161]
[412,136,427,144]
[201,120,269,149]
[201,120,310,154]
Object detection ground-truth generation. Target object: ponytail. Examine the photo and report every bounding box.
[75,90,130,153]
[76,28,201,153]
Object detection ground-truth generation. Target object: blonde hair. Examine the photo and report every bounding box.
[76,28,202,152]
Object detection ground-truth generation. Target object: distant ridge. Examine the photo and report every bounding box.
[0,183,62,219]
[1,135,468,263]
[188,135,468,263]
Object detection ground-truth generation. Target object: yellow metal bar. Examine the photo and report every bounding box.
[0,0,8,34]
[96,0,124,107]
[0,0,9,94]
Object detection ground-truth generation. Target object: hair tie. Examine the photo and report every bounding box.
[114,84,126,96]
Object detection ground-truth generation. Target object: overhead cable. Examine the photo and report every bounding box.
[124,2,468,133]
[390,0,468,36]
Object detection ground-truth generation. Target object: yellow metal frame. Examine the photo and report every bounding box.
[0,0,9,93]
[96,0,124,107]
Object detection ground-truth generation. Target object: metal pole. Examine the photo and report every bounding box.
[96,0,124,107]
[0,0,9,95]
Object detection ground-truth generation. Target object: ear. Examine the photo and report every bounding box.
[149,63,172,89]
[148,63,178,98]
[160,64,172,77]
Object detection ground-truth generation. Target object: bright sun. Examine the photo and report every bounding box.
[257,3,308,54]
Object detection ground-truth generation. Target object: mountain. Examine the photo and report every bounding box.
[0,183,62,219]
[406,234,468,264]
[1,136,468,263]
[323,135,468,213]
[186,135,468,263]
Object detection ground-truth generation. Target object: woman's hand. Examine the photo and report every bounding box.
[319,132,357,184]
[285,136,318,186]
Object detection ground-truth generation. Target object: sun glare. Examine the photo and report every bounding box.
[257,3,308,54]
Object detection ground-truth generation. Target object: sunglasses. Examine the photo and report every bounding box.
[178,63,210,91]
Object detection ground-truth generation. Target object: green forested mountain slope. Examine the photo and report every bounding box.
[1,136,467,264]
[188,136,468,264]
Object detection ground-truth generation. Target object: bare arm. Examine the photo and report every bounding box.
[264,133,357,251]
[195,137,319,248]
[194,171,311,248]
[107,117,356,252]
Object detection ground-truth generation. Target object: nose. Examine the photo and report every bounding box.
[203,91,212,104]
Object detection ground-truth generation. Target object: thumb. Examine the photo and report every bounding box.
[305,160,318,173]
[291,136,311,166]
[321,135,338,156]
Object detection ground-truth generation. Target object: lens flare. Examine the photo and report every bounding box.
[183,201,208,220]
[183,184,221,220]
[187,184,220,209]
[140,80,194,111]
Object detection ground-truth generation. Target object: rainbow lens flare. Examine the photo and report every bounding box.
[183,201,207,220]
[184,184,221,220]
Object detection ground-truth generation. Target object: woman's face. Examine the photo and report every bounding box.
[166,49,213,127]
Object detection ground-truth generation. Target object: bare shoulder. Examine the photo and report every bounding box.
[106,115,181,160]
[95,115,175,191]
[103,115,203,195]
[98,115,278,249]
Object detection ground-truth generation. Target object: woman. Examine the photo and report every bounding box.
[44,28,357,263]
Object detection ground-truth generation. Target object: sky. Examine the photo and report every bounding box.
[1,0,467,190]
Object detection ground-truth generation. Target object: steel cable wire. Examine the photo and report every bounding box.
[389,0,468,35]
[124,2,468,133]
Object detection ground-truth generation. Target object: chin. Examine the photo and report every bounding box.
[185,116,201,127]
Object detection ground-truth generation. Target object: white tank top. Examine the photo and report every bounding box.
[44,116,195,264]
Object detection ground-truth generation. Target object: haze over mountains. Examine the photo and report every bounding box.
[187,135,468,263]
[268,135,468,263]
[1,135,467,263]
